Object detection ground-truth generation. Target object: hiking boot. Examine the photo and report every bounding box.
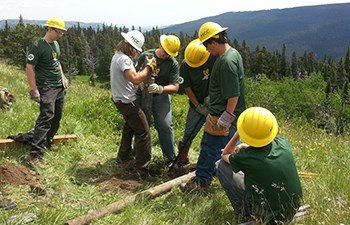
[115,156,134,164]
[136,169,157,182]
[179,176,209,192]
[177,158,190,167]
[22,154,45,168]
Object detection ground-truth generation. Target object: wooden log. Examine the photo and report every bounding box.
[0,134,77,148]
[65,171,195,225]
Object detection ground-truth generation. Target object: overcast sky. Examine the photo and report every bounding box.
[1,0,349,27]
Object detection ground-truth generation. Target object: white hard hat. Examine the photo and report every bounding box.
[121,30,145,52]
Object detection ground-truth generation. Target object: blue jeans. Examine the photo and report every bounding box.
[196,123,237,185]
[181,106,206,147]
[215,159,251,216]
[152,94,176,160]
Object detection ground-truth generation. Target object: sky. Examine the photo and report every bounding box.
[1,0,349,27]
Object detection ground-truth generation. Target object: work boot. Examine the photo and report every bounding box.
[22,154,45,168]
[135,169,157,182]
[179,176,209,192]
[178,145,190,166]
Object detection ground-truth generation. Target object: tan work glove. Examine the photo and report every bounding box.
[148,83,163,94]
[145,55,157,74]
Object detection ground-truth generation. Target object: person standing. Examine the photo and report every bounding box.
[216,107,303,224]
[176,39,216,166]
[135,34,181,164]
[24,16,68,164]
[181,22,246,191]
[110,30,157,180]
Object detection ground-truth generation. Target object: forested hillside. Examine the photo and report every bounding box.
[1,14,350,135]
[161,3,350,60]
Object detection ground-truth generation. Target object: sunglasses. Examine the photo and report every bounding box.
[53,29,64,36]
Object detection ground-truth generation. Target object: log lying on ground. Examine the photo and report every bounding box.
[0,134,77,148]
[65,171,196,225]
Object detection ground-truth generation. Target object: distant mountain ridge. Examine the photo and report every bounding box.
[161,3,350,60]
[0,19,104,30]
[1,3,349,60]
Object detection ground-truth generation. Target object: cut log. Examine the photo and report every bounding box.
[0,134,77,148]
[65,171,195,225]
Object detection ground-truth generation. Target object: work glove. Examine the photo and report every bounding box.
[195,104,208,117]
[29,89,40,103]
[217,110,236,128]
[139,82,145,91]
[144,55,157,74]
[148,83,163,94]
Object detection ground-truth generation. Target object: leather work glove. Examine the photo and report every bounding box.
[195,104,208,117]
[217,111,236,128]
[29,89,40,103]
[148,83,163,94]
[145,55,157,74]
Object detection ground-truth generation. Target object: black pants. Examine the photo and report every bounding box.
[30,86,65,157]
[114,100,152,171]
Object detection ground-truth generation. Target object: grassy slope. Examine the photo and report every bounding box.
[0,63,349,224]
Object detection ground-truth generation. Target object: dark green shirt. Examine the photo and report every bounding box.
[26,38,63,87]
[180,55,216,108]
[136,49,179,86]
[229,136,303,222]
[209,47,245,116]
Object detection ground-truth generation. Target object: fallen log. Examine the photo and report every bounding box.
[0,134,78,148]
[65,171,196,225]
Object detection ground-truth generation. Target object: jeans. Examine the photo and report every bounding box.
[114,100,151,170]
[181,106,206,147]
[30,86,65,157]
[195,122,237,185]
[215,159,251,216]
[152,94,176,160]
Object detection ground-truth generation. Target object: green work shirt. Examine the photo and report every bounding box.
[136,49,179,86]
[209,47,245,116]
[229,136,303,222]
[180,55,216,108]
[26,38,63,87]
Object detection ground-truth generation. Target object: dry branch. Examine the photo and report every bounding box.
[65,171,195,225]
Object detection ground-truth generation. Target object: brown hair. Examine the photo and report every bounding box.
[115,40,138,59]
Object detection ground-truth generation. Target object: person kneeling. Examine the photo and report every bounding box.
[215,107,303,224]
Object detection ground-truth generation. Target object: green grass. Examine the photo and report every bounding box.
[1,63,349,224]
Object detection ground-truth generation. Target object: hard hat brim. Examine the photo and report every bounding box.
[44,24,67,31]
[199,27,228,43]
[121,32,142,52]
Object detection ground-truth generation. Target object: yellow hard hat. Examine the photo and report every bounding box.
[160,34,180,57]
[198,22,227,43]
[184,39,210,68]
[237,107,278,147]
[44,16,66,31]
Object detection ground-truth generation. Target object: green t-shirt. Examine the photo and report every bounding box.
[208,47,246,116]
[180,55,216,108]
[26,38,63,87]
[229,136,303,222]
[136,49,179,86]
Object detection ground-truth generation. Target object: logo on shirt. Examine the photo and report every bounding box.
[202,68,209,80]
[124,59,132,66]
[27,54,34,61]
